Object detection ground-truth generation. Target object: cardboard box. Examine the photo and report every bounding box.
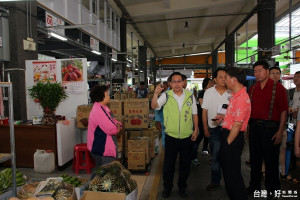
[108,100,124,116]
[80,191,126,200]
[128,151,146,170]
[76,104,93,128]
[128,129,157,158]
[117,128,125,151]
[128,91,136,99]
[114,92,121,100]
[124,99,149,129]
[128,138,150,164]
[114,115,124,124]
[121,93,128,100]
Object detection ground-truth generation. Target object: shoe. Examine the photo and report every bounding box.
[179,188,187,198]
[202,150,209,155]
[206,183,220,191]
[191,158,200,166]
[162,189,171,198]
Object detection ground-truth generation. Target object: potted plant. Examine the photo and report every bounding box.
[28,82,68,125]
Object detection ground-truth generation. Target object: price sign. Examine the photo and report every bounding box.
[45,11,65,36]
[90,37,99,51]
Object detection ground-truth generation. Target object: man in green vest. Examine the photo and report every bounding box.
[152,72,198,198]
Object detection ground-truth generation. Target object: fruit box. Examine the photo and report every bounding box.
[128,138,150,164]
[76,104,93,128]
[124,99,149,129]
[80,191,126,200]
[128,151,146,170]
[128,130,155,158]
[108,100,124,116]
[117,127,125,151]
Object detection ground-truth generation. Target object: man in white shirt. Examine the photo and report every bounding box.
[202,68,231,191]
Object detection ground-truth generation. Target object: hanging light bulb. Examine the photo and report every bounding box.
[184,21,189,29]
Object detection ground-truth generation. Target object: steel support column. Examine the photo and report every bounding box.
[225,33,235,67]
[150,57,156,85]
[138,45,147,86]
[118,17,126,78]
[212,50,218,74]
[4,2,38,120]
[257,0,275,60]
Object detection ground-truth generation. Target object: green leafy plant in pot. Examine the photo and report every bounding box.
[28,82,68,125]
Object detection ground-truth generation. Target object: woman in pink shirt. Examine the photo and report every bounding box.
[87,85,122,168]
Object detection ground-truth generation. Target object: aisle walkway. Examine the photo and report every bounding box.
[154,142,250,200]
[150,136,300,200]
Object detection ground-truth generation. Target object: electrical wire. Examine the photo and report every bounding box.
[30,0,32,38]
[26,0,28,38]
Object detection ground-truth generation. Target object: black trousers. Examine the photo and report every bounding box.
[163,134,192,191]
[220,129,248,200]
[249,119,280,195]
[191,126,208,160]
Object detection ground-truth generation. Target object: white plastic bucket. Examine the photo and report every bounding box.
[34,149,55,173]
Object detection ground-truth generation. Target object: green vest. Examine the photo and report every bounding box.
[163,89,194,139]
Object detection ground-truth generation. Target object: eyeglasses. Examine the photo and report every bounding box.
[171,80,183,84]
[270,72,280,75]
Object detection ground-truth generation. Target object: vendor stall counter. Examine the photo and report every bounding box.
[0,119,81,168]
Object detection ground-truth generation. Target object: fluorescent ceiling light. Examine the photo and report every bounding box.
[111,58,117,62]
[49,32,67,41]
[91,50,101,55]
[127,58,132,62]
[135,68,138,71]
[127,64,130,67]
[140,70,143,73]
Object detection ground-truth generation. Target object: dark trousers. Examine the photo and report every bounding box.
[163,134,192,191]
[191,126,208,160]
[249,119,280,195]
[208,126,222,184]
[220,129,248,200]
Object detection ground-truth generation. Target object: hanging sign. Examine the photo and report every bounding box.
[45,11,65,36]
[112,49,117,60]
[90,37,99,51]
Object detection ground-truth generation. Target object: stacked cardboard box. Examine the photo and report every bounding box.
[108,100,124,116]
[76,104,93,128]
[127,129,155,158]
[124,99,149,129]
[127,138,150,170]
[114,115,125,164]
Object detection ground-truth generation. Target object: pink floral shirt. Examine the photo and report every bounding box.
[222,87,251,132]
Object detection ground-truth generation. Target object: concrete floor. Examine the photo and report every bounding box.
[153,136,300,200]
[1,136,300,200]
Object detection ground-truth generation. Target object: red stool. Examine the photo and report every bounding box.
[72,143,95,174]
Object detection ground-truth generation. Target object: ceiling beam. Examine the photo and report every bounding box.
[113,0,156,56]
[164,0,170,9]
[226,0,256,36]
[198,9,211,36]
[211,0,264,54]
[126,0,248,18]
[166,14,174,40]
